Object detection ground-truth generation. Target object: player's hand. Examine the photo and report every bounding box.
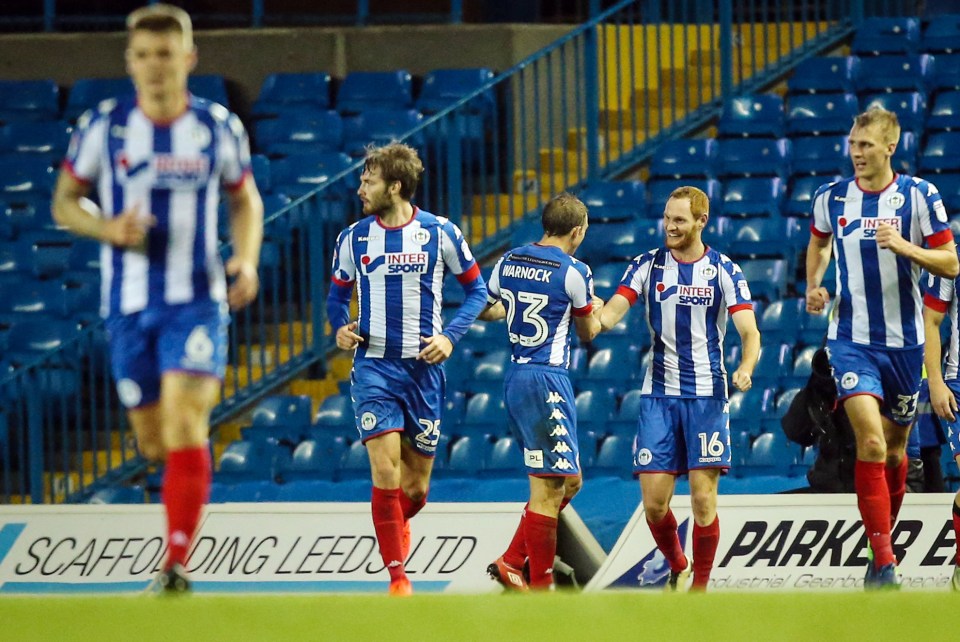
[418,334,454,365]
[875,223,910,255]
[592,295,605,316]
[929,379,958,422]
[805,287,830,314]
[336,322,364,350]
[102,206,155,248]
[732,368,752,392]
[226,257,259,310]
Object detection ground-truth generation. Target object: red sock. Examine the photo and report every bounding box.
[399,490,427,521]
[646,510,687,573]
[371,487,406,582]
[162,446,211,569]
[691,516,719,591]
[953,501,960,566]
[885,457,908,529]
[503,498,570,569]
[855,460,894,567]
[524,511,558,589]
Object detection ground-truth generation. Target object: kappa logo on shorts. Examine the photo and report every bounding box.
[552,459,574,471]
[549,408,567,421]
[549,425,569,437]
[552,442,572,454]
[360,412,377,430]
[840,372,859,390]
[524,449,544,469]
[637,448,653,466]
[545,391,565,404]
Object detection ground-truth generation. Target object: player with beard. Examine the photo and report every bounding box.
[598,186,760,591]
[326,142,486,595]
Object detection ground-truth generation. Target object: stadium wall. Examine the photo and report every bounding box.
[0,24,573,118]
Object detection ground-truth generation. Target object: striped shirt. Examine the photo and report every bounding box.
[616,246,753,399]
[922,249,960,381]
[64,95,251,317]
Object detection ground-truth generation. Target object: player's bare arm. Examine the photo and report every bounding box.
[417,334,454,365]
[923,306,958,421]
[478,301,506,322]
[804,233,833,313]
[225,175,265,310]
[336,321,364,350]
[731,308,761,392]
[598,293,631,331]
[574,306,602,343]
[875,224,959,279]
[53,171,156,247]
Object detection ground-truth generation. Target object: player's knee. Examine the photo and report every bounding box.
[564,475,583,499]
[643,499,670,523]
[402,484,428,504]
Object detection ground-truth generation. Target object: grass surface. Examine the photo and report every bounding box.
[0,590,956,641]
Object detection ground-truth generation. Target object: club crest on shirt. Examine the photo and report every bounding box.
[840,372,859,390]
[410,228,431,245]
[885,192,905,210]
[700,265,718,280]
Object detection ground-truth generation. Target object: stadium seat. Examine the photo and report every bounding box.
[922,13,960,53]
[729,219,792,259]
[578,180,646,221]
[188,74,229,107]
[799,307,830,346]
[787,56,859,95]
[465,349,510,396]
[443,435,490,477]
[932,53,960,91]
[276,436,348,482]
[215,441,277,483]
[0,156,56,196]
[853,54,934,94]
[312,393,355,438]
[341,109,424,157]
[648,139,717,180]
[786,175,840,217]
[786,346,818,389]
[717,95,785,138]
[579,348,635,399]
[254,110,343,157]
[920,132,960,173]
[337,440,371,481]
[458,392,506,438]
[591,261,626,300]
[592,435,634,479]
[790,136,848,176]
[786,93,859,136]
[729,387,777,438]
[1,194,49,237]
[758,298,804,345]
[860,92,926,134]
[737,258,787,301]
[646,178,721,218]
[25,231,74,279]
[716,138,790,178]
[336,70,413,114]
[891,130,918,175]
[578,220,641,264]
[64,77,135,121]
[751,343,793,390]
[252,72,332,118]
[458,319,503,356]
[851,17,920,56]
[3,319,82,365]
[484,436,524,478]
[928,91,960,132]
[0,79,60,122]
[575,389,614,436]
[0,244,30,275]
[934,173,960,212]
[1,280,69,318]
[244,394,314,445]
[733,431,797,477]
[720,177,784,218]
[0,120,71,164]
[270,151,356,199]
[88,485,146,504]
[416,68,496,116]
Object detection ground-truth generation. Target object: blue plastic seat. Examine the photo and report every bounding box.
[575,389,614,436]
[465,349,510,396]
[88,485,146,504]
[0,244,30,275]
[188,74,229,107]
[0,80,60,122]
[252,72,332,118]
[787,56,859,95]
[854,54,934,94]
[337,440,371,480]
[64,77,135,121]
[923,14,960,53]
[337,70,413,114]
[934,173,960,212]
[579,348,635,399]
[729,387,777,437]
[720,177,783,218]
[483,436,523,478]
[277,436,347,482]
[738,258,787,301]
[270,151,355,199]
[215,441,277,483]
[921,132,960,173]
[758,298,804,345]
[860,92,926,134]
[578,180,646,221]
[0,121,71,164]
[751,342,793,390]
[932,53,960,91]
[578,220,641,264]
[0,279,68,317]
[717,95,785,138]
[416,68,495,115]
[786,93,859,136]
[928,91,960,132]
[786,347,818,389]
[649,139,717,179]
[255,110,343,157]
[891,130,918,175]
[458,392,506,438]
[735,431,799,477]
[245,394,313,444]
[591,262,626,300]
[591,435,634,479]
[786,175,840,217]
[851,18,920,56]
[1,194,49,237]
[646,178,722,218]
[312,393,355,438]
[790,135,848,176]
[729,219,791,259]
[0,156,56,196]
[4,319,82,365]
[342,109,424,157]
[443,435,490,477]
[717,138,790,178]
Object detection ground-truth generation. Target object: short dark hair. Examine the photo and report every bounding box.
[363,143,424,200]
[127,4,193,49]
[541,192,587,237]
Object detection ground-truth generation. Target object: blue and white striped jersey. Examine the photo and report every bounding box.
[811,174,953,348]
[486,243,594,368]
[64,95,251,318]
[330,208,481,359]
[922,249,960,381]
[616,246,753,399]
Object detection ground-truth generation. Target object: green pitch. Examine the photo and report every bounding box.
[0,591,954,641]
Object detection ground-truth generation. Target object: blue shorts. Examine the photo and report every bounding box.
[504,365,579,477]
[633,396,731,474]
[350,357,444,457]
[940,381,960,462]
[826,340,923,426]
[104,301,229,409]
